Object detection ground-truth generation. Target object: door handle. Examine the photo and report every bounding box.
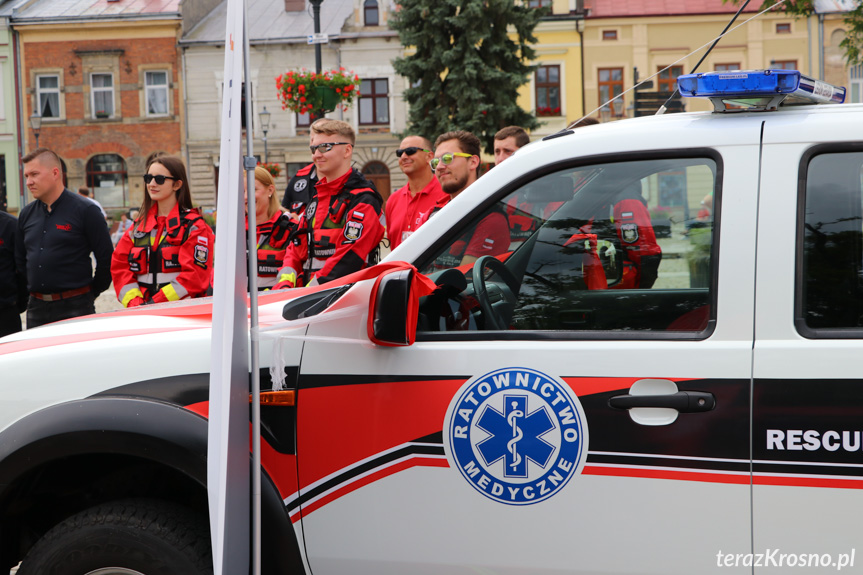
[608,391,715,413]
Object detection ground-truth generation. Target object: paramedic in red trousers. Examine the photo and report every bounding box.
[385,135,447,250]
[15,148,113,329]
[274,119,384,289]
[247,166,295,290]
[432,130,509,267]
[111,155,215,307]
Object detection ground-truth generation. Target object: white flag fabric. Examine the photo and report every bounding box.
[207,0,250,572]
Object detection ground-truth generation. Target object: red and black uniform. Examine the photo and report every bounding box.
[111,203,215,307]
[250,211,295,290]
[282,163,317,218]
[275,168,384,289]
[584,192,661,289]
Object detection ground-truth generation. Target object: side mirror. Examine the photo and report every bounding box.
[368,268,415,346]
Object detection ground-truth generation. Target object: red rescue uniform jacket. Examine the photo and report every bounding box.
[111,204,215,307]
[250,210,295,290]
[582,197,661,290]
[275,168,384,289]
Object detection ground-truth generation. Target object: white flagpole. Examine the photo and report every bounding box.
[207,0,250,572]
[241,0,264,570]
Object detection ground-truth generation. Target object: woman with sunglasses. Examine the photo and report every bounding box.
[246,166,296,290]
[110,155,215,307]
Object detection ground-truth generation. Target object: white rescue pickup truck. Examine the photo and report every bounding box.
[1,70,862,575]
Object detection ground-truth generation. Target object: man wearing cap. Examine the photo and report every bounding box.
[16,148,113,328]
[385,135,447,250]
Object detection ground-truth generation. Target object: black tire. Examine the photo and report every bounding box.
[18,499,212,575]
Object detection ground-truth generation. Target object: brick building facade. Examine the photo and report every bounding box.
[13,2,183,216]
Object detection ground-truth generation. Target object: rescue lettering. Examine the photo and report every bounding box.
[767,429,863,452]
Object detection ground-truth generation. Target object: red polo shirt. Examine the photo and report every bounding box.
[385,177,448,249]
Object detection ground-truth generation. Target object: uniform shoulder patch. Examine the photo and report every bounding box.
[620,222,638,243]
[444,367,588,505]
[194,244,209,268]
[344,220,363,242]
[294,178,308,192]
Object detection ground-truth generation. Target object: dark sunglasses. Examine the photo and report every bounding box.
[310,142,350,154]
[396,146,430,158]
[143,174,178,185]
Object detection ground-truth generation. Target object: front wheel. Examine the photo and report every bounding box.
[17,499,212,575]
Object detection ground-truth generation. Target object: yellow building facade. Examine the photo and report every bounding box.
[517,0,585,138]
[582,8,856,118]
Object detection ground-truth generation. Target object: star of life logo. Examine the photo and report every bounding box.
[444,367,588,505]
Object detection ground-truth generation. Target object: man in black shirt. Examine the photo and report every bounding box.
[0,210,27,337]
[15,148,113,328]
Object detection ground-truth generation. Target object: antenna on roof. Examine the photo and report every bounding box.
[545,0,789,141]
[655,0,754,115]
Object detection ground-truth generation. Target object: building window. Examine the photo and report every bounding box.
[776,22,791,34]
[362,161,391,202]
[528,0,552,7]
[145,71,169,116]
[86,154,128,208]
[91,73,114,118]
[364,0,379,26]
[296,112,311,128]
[535,65,561,116]
[36,74,61,119]
[602,30,618,41]
[715,63,741,72]
[598,68,624,117]
[359,79,389,125]
[657,65,683,92]
[850,65,863,103]
[286,162,308,180]
[772,60,798,70]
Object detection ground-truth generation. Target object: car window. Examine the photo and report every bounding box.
[797,150,863,336]
[417,155,719,336]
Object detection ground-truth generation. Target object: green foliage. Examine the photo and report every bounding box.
[391,0,544,155]
[725,0,863,65]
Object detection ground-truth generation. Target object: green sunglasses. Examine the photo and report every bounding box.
[430,152,473,170]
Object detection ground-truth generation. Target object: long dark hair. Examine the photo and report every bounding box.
[137,155,193,224]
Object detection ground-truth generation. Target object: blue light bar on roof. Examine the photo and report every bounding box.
[677,69,846,112]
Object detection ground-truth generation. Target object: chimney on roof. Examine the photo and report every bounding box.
[285,0,304,11]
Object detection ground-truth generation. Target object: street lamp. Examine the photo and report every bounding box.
[309,0,323,74]
[600,105,612,123]
[259,106,271,163]
[29,112,42,149]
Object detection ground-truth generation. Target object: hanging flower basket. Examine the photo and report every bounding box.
[258,161,282,178]
[276,68,361,116]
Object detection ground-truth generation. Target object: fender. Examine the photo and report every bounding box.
[0,395,303,575]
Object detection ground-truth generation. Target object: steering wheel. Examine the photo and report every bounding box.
[472,256,519,330]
